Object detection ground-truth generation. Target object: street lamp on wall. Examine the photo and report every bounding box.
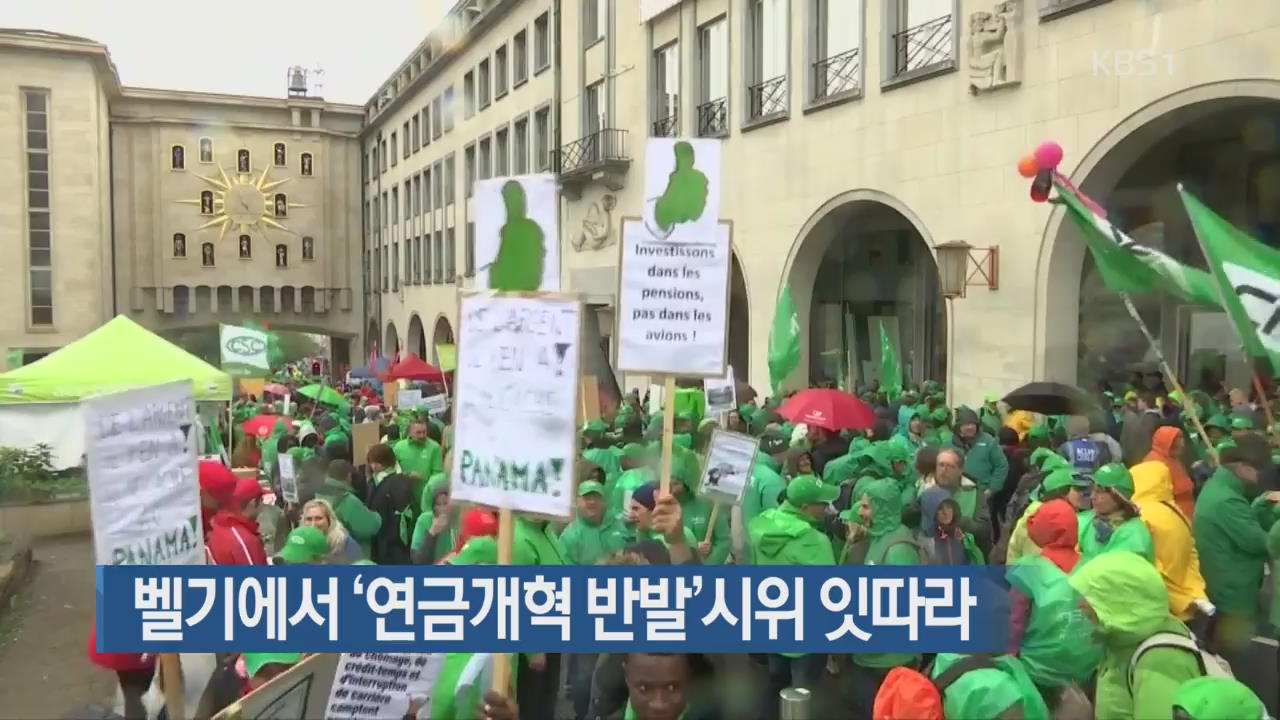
[934,241,999,299]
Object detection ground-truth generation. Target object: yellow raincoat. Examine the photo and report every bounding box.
[1004,410,1036,440]
[1130,460,1208,620]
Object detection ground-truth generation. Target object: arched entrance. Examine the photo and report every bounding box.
[1040,82,1280,394]
[384,322,399,355]
[729,251,750,381]
[366,319,379,355]
[431,316,455,365]
[784,192,945,390]
[407,314,427,359]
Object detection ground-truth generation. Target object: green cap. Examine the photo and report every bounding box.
[1029,447,1055,467]
[277,526,328,564]
[1040,454,1072,473]
[1204,414,1230,431]
[1230,415,1255,430]
[1124,390,1138,401]
[243,652,302,678]
[785,474,840,506]
[1092,463,1135,499]
[577,480,605,497]
[984,394,997,403]
[1042,468,1086,493]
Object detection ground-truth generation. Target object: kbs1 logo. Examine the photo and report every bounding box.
[1092,50,1174,77]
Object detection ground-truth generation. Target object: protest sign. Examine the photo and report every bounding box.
[352,422,381,467]
[616,219,730,377]
[220,324,271,377]
[642,138,722,243]
[324,653,443,720]
[698,430,759,506]
[451,293,581,518]
[383,381,400,409]
[238,377,266,399]
[398,388,423,410]
[277,454,299,504]
[704,365,737,414]
[474,174,560,291]
[84,381,202,566]
[212,653,340,720]
[435,343,458,372]
[423,393,448,416]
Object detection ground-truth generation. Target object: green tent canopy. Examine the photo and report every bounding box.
[0,315,232,404]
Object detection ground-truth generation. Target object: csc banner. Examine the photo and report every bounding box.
[220,324,270,377]
[97,565,1009,655]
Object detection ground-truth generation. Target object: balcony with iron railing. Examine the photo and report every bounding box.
[652,111,678,138]
[697,97,728,137]
[551,128,631,194]
[746,75,788,124]
[891,14,955,81]
[813,47,860,102]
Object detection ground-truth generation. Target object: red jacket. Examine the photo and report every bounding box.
[86,624,154,672]
[205,511,267,566]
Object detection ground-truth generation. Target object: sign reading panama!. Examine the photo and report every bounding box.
[450,293,581,518]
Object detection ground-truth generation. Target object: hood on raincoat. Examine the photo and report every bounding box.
[1067,551,1171,645]
[896,404,918,435]
[822,453,861,486]
[919,486,957,536]
[750,503,818,557]
[953,406,981,430]
[1130,460,1173,504]
[858,477,904,539]
[871,666,943,720]
[1172,677,1266,720]
[1026,499,1079,573]
[930,654,1046,720]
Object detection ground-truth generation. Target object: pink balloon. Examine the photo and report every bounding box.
[1034,141,1064,170]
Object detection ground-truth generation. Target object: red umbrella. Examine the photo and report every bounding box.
[383,353,445,383]
[263,382,289,395]
[242,414,283,438]
[777,389,876,431]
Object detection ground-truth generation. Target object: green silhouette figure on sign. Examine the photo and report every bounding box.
[487,180,546,291]
[653,141,709,233]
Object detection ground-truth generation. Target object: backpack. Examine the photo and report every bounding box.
[872,656,998,719]
[1126,631,1232,692]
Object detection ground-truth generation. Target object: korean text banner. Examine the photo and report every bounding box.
[98,565,1009,655]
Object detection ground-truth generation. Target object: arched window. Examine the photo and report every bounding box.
[171,145,185,170]
[200,190,214,215]
[275,244,288,268]
[300,152,314,176]
[273,142,287,167]
[172,233,186,257]
[302,236,315,260]
[238,235,252,259]
[198,137,213,163]
[274,193,288,218]
[201,242,215,267]
[237,149,251,173]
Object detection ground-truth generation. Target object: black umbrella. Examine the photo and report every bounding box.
[1002,381,1099,416]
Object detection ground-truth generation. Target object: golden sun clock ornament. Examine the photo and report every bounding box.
[178,163,305,241]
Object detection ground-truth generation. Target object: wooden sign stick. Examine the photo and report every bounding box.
[159,653,186,720]
[659,376,676,495]
[704,503,720,544]
[490,508,515,698]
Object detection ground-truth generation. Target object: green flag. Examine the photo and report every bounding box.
[878,320,902,401]
[767,285,800,395]
[1056,179,1220,306]
[1178,186,1280,371]
[4,349,22,371]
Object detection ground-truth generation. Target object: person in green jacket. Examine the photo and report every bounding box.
[950,406,1010,494]
[392,417,444,512]
[1068,551,1208,719]
[581,420,623,488]
[749,474,837,717]
[671,452,730,565]
[929,654,1049,720]
[841,477,922,718]
[979,394,1003,437]
[738,436,787,563]
[609,444,656,520]
[314,459,382,556]
[558,480,628,566]
[1193,434,1278,667]
[622,482,699,551]
[1077,463,1154,567]
[1172,677,1268,720]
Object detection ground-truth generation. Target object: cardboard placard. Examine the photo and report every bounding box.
[278,454,299,504]
[704,365,737,414]
[352,422,381,468]
[212,653,339,720]
[423,394,449,416]
[398,389,424,410]
[238,378,266,399]
[383,382,400,409]
[697,430,759,506]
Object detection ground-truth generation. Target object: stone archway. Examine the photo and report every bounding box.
[1037,80,1280,390]
[407,313,427,359]
[431,315,455,365]
[780,190,944,390]
[366,318,380,356]
[384,321,399,355]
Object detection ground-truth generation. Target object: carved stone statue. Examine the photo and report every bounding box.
[968,0,1022,94]
[572,194,617,252]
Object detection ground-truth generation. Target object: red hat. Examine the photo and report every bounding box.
[198,461,237,506]
[453,509,499,553]
[232,477,264,506]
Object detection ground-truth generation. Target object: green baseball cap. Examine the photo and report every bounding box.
[1040,454,1072,473]
[1230,415,1255,430]
[785,474,840,506]
[1203,414,1230,431]
[577,480,605,497]
[277,526,328,565]
[984,394,998,403]
[1041,468,1087,493]
[1092,463,1135,499]
[243,652,302,678]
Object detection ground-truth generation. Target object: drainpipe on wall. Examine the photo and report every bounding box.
[107,124,119,318]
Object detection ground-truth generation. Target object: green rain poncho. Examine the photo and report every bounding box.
[930,654,1048,720]
[846,478,921,670]
[1006,555,1103,688]
[1077,464,1154,566]
[1172,677,1266,720]
[672,447,729,565]
[258,418,290,482]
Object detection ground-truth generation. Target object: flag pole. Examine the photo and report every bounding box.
[1120,294,1218,465]
[1178,183,1277,433]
